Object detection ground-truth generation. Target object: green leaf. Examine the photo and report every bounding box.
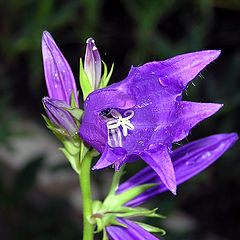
[98,61,114,89]
[133,221,166,235]
[79,58,93,100]
[104,183,159,209]
[59,147,80,174]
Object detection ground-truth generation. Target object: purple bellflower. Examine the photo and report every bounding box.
[84,38,102,90]
[79,50,222,194]
[104,133,238,240]
[42,31,79,107]
[42,97,78,137]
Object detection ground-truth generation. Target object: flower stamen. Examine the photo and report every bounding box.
[102,109,134,147]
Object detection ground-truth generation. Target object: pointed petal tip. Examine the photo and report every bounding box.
[42,30,53,42]
[204,49,221,60]
[170,186,177,195]
[86,37,95,44]
[226,132,239,145]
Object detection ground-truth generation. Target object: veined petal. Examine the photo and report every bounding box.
[135,50,220,89]
[106,218,160,240]
[172,101,223,142]
[140,145,176,194]
[92,146,127,170]
[121,133,238,207]
[42,31,78,107]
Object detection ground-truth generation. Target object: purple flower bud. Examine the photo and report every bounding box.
[106,218,160,240]
[117,133,238,207]
[42,97,78,137]
[84,38,102,90]
[42,31,79,107]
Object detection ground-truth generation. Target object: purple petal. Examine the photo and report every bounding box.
[92,146,127,170]
[140,145,176,194]
[106,218,160,240]
[143,50,221,89]
[42,31,78,107]
[120,133,238,206]
[172,101,223,142]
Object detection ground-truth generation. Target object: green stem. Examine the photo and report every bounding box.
[79,151,94,240]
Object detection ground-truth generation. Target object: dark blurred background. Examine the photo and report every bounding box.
[0,0,240,239]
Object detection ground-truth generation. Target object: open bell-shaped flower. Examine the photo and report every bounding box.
[79,50,223,194]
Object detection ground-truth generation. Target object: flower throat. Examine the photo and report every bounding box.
[100,108,134,147]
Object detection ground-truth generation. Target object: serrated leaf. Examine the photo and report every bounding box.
[133,221,166,235]
[79,58,93,100]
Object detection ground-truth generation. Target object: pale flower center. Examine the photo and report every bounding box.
[101,109,134,147]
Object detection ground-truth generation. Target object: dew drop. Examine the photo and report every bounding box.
[54,84,58,88]
[185,161,194,166]
[54,73,58,77]
[159,77,168,87]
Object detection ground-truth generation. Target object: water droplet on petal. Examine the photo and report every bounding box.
[54,84,58,88]
[54,73,58,77]
[185,161,194,166]
[159,77,168,87]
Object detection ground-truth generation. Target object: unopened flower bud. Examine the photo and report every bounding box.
[84,38,102,90]
[42,31,79,107]
[42,97,78,137]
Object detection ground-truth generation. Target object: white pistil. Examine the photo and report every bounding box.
[106,109,134,147]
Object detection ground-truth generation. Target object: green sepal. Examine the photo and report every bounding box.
[59,147,80,174]
[61,107,84,121]
[107,165,125,197]
[104,183,159,210]
[92,200,103,214]
[80,140,89,164]
[70,91,78,109]
[133,221,166,235]
[79,58,93,100]
[102,229,109,240]
[98,61,114,89]
[42,114,70,138]
[42,114,55,128]
[91,213,127,233]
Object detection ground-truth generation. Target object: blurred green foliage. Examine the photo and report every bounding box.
[0,0,239,239]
